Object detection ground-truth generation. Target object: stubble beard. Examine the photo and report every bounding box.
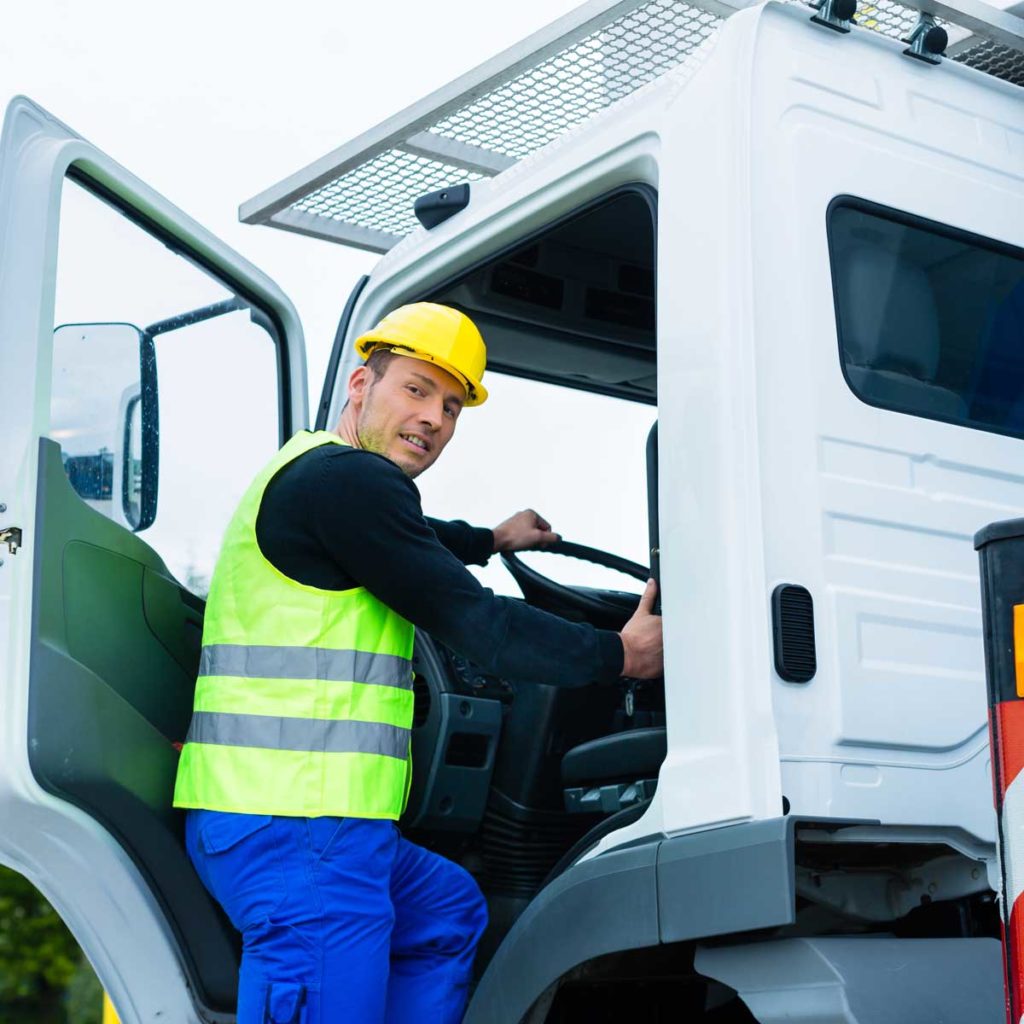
[357,400,421,479]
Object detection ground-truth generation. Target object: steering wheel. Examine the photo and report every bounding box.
[500,540,649,627]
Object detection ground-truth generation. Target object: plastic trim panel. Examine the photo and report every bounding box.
[464,816,797,1023]
[696,936,1003,1023]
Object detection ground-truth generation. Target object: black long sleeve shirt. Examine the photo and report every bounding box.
[255,439,624,686]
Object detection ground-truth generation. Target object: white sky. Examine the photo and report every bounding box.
[2,0,578,384]
[2,0,656,595]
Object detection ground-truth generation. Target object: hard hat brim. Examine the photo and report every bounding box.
[356,339,488,406]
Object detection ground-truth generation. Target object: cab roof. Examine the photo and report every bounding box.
[240,0,1024,255]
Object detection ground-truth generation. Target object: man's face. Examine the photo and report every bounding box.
[350,355,464,477]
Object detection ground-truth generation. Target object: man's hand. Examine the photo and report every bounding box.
[620,579,663,679]
[492,509,561,553]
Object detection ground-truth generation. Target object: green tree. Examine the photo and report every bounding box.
[0,865,84,1021]
[64,956,102,1024]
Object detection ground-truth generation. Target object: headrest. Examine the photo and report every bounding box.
[839,245,941,382]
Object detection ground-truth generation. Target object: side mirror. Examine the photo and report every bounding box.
[51,322,158,532]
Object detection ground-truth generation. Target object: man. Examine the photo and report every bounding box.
[173,302,663,1024]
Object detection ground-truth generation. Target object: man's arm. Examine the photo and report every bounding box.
[310,449,626,686]
[425,517,493,566]
[426,508,561,566]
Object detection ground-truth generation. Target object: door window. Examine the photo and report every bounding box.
[51,176,283,593]
[418,372,655,597]
[416,186,658,595]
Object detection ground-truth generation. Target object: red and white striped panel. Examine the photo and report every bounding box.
[996,698,1024,1021]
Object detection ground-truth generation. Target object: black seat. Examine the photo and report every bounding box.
[561,727,666,786]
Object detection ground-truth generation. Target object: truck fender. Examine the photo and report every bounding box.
[695,936,1003,1024]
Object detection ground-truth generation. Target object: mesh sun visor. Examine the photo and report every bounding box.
[293,151,486,242]
[429,0,723,160]
[243,0,736,252]
[285,0,722,246]
[242,0,1024,254]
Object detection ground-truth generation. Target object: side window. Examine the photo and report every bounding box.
[50,176,282,594]
[829,198,1024,437]
[416,187,659,597]
[417,374,655,598]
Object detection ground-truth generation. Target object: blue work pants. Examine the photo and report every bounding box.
[185,811,489,1023]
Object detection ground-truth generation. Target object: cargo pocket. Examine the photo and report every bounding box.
[195,812,286,931]
[264,981,306,1023]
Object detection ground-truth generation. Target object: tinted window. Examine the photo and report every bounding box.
[829,199,1024,438]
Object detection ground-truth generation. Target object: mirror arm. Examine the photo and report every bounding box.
[144,296,247,338]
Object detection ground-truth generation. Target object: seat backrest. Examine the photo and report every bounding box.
[969,278,1024,429]
[839,245,966,419]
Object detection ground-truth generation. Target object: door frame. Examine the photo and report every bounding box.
[0,95,307,1023]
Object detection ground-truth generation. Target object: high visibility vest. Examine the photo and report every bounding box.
[173,430,415,819]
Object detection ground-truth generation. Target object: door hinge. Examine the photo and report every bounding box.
[0,527,23,554]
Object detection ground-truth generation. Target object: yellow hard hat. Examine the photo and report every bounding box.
[355,302,488,406]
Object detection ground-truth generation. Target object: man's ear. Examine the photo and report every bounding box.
[348,365,370,410]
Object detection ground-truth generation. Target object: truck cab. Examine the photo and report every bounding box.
[0,0,1022,1020]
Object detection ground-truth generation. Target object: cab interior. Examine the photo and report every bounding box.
[29,183,661,1015]
[408,183,660,963]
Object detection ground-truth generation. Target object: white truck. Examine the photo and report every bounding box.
[1,0,1022,1019]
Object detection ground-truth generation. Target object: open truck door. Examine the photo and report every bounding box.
[0,96,308,1022]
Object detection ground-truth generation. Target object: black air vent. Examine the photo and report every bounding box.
[412,674,431,728]
[508,244,539,268]
[772,584,816,683]
[618,262,654,298]
[445,732,490,768]
[491,263,564,310]
[584,287,655,330]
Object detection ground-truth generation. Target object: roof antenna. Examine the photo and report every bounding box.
[810,0,857,33]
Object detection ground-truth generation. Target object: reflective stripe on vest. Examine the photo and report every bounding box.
[172,430,416,820]
[198,644,413,690]
[185,711,410,759]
